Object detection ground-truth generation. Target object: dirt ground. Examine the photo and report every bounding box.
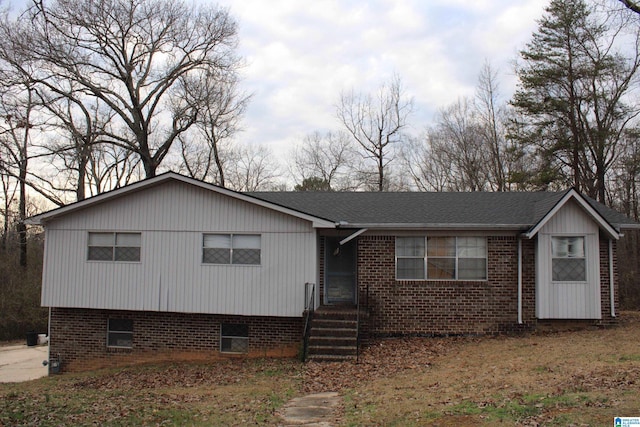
[1,313,639,426]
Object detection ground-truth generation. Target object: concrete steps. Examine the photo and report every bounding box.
[306,306,362,361]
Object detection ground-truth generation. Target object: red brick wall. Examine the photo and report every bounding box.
[357,235,537,336]
[356,234,620,336]
[49,308,303,373]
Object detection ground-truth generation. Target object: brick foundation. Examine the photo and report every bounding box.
[49,308,303,373]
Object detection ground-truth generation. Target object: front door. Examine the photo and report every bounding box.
[325,237,357,304]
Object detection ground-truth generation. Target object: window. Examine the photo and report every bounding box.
[220,323,249,353]
[88,232,141,262]
[396,237,426,279]
[551,236,586,281]
[107,318,133,348]
[203,234,261,265]
[396,236,487,280]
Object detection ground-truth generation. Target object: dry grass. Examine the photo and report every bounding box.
[1,313,640,426]
[342,312,640,426]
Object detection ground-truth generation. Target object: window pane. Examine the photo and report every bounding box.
[116,233,141,246]
[397,258,425,280]
[552,236,584,258]
[108,319,133,332]
[427,237,455,257]
[221,323,248,337]
[107,319,133,348]
[89,232,114,246]
[553,258,586,281]
[203,234,231,248]
[457,237,486,258]
[221,337,249,353]
[458,258,487,280]
[427,258,455,279]
[203,248,231,264]
[233,235,260,249]
[108,332,133,347]
[396,237,425,257]
[221,324,249,353]
[115,246,141,261]
[232,249,261,265]
[88,246,113,261]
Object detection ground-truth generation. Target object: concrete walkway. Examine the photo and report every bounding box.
[0,344,49,383]
[278,392,341,426]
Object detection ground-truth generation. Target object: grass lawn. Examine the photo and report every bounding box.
[2,313,640,426]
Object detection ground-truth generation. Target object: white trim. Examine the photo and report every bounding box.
[339,228,368,245]
[524,189,619,240]
[609,239,616,318]
[26,172,336,229]
[517,237,523,324]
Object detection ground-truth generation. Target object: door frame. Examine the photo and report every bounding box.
[323,236,357,305]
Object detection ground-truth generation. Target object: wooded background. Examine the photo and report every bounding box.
[2,0,640,339]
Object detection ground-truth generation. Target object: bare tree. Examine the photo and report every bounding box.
[0,78,38,268]
[619,0,640,14]
[225,144,282,191]
[437,98,490,191]
[11,0,241,178]
[476,62,509,191]
[178,68,251,186]
[399,134,451,192]
[337,75,413,191]
[290,131,356,191]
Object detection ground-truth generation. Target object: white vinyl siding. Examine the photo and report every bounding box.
[40,181,318,317]
[536,200,601,319]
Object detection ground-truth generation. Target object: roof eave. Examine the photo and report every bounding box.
[26,172,337,229]
[524,189,620,240]
[336,223,531,230]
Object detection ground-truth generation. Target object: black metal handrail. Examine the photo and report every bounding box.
[302,282,315,361]
[356,282,370,363]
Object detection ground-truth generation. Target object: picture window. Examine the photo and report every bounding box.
[396,236,487,280]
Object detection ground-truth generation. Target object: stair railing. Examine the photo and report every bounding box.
[356,282,369,363]
[302,282,315,362]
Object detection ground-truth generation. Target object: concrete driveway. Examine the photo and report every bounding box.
[0,344,49,383]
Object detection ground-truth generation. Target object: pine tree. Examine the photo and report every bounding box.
[510,0,640,201]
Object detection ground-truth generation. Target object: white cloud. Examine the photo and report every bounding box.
[216,0,550,166]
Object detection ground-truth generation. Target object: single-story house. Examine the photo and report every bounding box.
[27,172,639,372]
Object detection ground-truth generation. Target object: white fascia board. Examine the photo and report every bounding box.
[524,189,619,240]
[26,172,336,228]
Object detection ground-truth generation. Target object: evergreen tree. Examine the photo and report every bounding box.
[510,0,640,201]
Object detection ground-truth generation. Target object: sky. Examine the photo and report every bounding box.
[215,0,550,159]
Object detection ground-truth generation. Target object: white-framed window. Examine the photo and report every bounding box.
[202,234,261,265]
[88,232,141,262]
[396,236,487,281]
[220,323,249,353]
[551,236,586,281]
[107,318,133,348]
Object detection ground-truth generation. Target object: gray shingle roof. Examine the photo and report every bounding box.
[249,190,637,230]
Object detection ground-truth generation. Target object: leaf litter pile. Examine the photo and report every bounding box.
[1,313,640,426]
